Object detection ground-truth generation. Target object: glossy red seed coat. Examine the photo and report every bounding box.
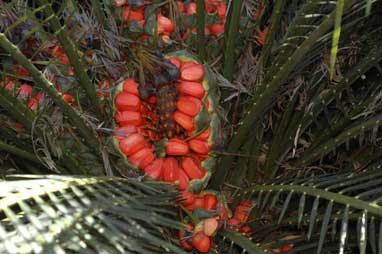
[166,138,189,156]
[128,148,155,169]
[115,92,141,111]
[182,157,206,179]
[163,158,179,183]
[176,96,201,117]
[178,81,205,99]
[144,158,163,180]
[119,133,146,156]
[192,231,211,252]
[189,139,210,154]
[115,111,142,126]
[181,64,205,82]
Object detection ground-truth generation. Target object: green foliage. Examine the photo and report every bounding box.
[1,0,382,253]
[0,175,184,254]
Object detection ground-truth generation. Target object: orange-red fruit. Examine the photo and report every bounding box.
[128,148,155,169]
[114,126,137,141]
[115,92,141,111]
[203,218,218,236]
[189,127,211,141]
[173,111,195,131]
[180,191,195,206]
[210,23,225,36]
[157,15,175,35]
[144,158,163,180]
[178,169,190,190]
[181,63,205,82]
[217,3,226,22]
[192,231,211,252]
[216,201,229,220]
[168,57,181,69]
[193,197,205,210]
[189,139,210,154]
[62,93,73,103]
[186,2,197,15]
[115,111,142,126]
[178,81,205,99]
[166,138,189,156]
[281,245,293,252]
[119,133,145,156]
[122,6,144,22]
[228,218,241,229]
[182,157,206,180]
[240,225,253,237]
[177,1,186,13]
[179,224,194,250]
[123,79,139,96]
[163,158,179,183]
[177,96,201,117]
[18,84,33,97]
[203,194,218,210]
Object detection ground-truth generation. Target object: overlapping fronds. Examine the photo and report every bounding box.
[0,175,184,254]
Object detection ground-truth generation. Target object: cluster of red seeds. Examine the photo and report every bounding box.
[114,56,212,191]
[179,194,257,253]
[115,0,227,42]
[0,44,81,120]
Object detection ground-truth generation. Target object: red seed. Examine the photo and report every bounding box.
[166,138,189,156]
[203,218,218,236]
[191,127,211,141]
[115,111,142,126]
[123,78,139,96]
[114,126,137,141]
[182,157,206,180]
[115,92,141,111]
[281,245,293,252]
[18,84,33,97]
[216,201,229,220]
[178,81,205,99]
[189,139,210,154]
[173,111,195,131]
[168,57,181,69]
[193,197,205,210]
[178,169,190,190]
[177,1,186,13]
[203,194,218,210]
[119,133,145,156]
[144,158,163,180]
[157,15,175,35]
[163,157,179,183]
[62,93,73,103]
[217,3,226,22]
[186,2,197,15]
[181,61,197,70]
[179,191,195,206]
[176,96,201,117]
[192,231,211,253]
[179,224,194,250]
[181,63,205,82]
[122,6,144,22]
[210,24,224,36]
[128,148,155,169]
[228,218,241,230]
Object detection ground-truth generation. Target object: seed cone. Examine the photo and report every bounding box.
[156,82,184,138]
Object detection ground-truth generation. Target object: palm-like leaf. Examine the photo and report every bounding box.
[0,175,184,254]
[227,169,382,253]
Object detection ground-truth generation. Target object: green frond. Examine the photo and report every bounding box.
[0,175,184,254]
[234,169,382,253]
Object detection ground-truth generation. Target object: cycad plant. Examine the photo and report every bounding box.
[1,0,382,253]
